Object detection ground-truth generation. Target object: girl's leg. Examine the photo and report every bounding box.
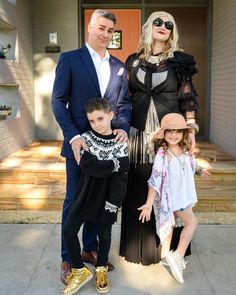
[161,229,173,259]
[174,207,198,257]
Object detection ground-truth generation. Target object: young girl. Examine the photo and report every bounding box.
[138,113,210,284]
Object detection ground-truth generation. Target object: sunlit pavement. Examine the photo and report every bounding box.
[1,223,236,295]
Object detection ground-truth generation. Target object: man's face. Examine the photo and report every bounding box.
[88,16,115,52]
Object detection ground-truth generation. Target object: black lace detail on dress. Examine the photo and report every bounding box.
[169,51,199,114]
[177,78,199,112]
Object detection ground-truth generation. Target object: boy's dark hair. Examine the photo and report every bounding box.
[85,97,111,114]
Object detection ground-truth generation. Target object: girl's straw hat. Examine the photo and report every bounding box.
[156,113,191,139]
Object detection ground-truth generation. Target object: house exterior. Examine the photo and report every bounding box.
[0,0,236,159]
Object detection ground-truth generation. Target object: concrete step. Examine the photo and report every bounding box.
[0,184,235,211]
[195,185,236,212]
[0,140,235,213]
[0,198,63,210]
[0,169,65,185]
[0,167,235,186]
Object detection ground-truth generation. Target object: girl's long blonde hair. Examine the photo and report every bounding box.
[137,11,181,60]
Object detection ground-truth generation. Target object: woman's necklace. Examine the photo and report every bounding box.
[168,149,186,174]
[146,52,165,66]
[176,154,186,175]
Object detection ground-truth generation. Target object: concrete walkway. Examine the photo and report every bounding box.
[1,223,236,295]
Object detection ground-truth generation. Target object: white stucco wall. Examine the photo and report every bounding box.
[210,0,236,157]
[32,0,79,140]
[0,0,35,160]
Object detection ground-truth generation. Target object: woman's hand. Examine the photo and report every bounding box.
[138,204,152,223]
[188,132,196,154]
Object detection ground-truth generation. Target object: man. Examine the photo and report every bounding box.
[51,9,131,285]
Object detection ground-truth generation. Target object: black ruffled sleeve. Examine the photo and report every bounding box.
[169,51,199,114]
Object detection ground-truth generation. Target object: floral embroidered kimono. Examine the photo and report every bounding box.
[148,147,196,244]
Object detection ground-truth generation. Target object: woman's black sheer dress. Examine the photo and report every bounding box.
[119,52,198,265]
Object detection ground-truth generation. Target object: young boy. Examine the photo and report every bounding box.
[62,98,129,295]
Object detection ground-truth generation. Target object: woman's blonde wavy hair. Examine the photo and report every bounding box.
[137,11,181,60]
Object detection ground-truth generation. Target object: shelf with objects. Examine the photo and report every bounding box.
[0,105,12,120]
[0,18,17,61]
[0,84,20,121]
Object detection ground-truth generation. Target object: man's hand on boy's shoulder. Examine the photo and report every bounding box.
[113,129,128,143]
[71,137,88,165]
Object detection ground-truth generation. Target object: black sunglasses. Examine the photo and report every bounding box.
[153,18,174,31]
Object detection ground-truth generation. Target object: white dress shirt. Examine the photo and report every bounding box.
[70,44,111,144]
[86,43,110,97]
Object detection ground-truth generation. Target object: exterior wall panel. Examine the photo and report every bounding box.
[210,0,236,156]
[0,0,35,160]
[32,0,78,140]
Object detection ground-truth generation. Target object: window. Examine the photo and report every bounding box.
[107,30,122,50]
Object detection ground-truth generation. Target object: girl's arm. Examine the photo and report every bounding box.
[195,161,211,180]
[200,169,211,180]
[138,186,157,223]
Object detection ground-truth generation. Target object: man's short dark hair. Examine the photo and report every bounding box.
[90,9,117,26]
[85,97,111,114]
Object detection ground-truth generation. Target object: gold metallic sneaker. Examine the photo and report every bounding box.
[95,266,110,294]
[62,266,93,295]
[64,271,74,285]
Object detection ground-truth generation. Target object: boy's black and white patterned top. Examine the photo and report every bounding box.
[82,130,128,159]
[82,130,128,172]
[69,130,129,225]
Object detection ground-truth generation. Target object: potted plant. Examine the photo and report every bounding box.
[0,105,12,120]
[0,44,11,59]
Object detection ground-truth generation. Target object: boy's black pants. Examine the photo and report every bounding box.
[63,214,112,268]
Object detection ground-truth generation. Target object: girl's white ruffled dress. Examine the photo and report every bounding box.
[148,147,198,244]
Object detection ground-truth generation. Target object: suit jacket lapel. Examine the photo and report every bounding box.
[104,56,118,98]
[79,46,101,96]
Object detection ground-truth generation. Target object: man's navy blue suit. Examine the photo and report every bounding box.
[51,45,131,263]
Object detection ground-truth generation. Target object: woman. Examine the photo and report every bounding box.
[120,11,199,265]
